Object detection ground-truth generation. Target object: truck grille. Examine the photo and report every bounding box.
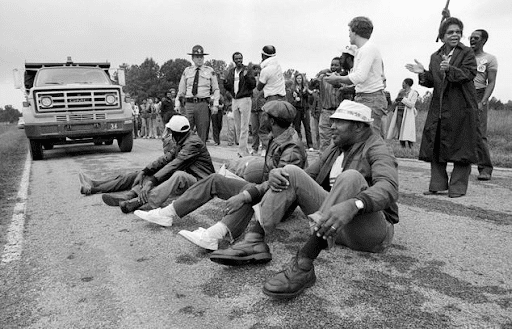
[55,113,107,122]
[34,88,122,113]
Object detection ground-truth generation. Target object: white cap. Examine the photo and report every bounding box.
[166,115,190,132]
[330,100,373,123]
[342,45,357,56]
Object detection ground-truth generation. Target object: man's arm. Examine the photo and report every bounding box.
[480,69,497,108]
[175,71,187,109]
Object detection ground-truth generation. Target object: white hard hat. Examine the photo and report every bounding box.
[165,115,190,132]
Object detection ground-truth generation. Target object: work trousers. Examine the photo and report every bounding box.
[318,108,335,152]
[211,110,223,145]
[185,101,210,142]
[250,110,269,153]
[259,165,394,253]
[355,90,387,138]
[475,88,493,175]
[173,174,255,241]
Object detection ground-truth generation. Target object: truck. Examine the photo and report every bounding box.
[13,57,134,160]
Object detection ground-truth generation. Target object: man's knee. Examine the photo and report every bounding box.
[333,169,367,187]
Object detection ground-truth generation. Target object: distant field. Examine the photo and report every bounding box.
[0,124,28,246]
[389,109,512,168]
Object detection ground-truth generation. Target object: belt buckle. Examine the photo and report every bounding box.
[192,97,199,103]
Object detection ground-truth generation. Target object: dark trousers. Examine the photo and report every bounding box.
[90,171,139,194]
[211,110,223,144]
[185,101,210,142]
[250,110,269,152]
[475,88,493,175]
[293,107,313,148]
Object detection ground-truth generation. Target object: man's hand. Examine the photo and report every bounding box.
[134,171,145,186]
[138,180,154,203]
[324,73,343,86]
[313,200,359,240]
[225,193,246,215]
[211,106,219,115]
[268,168,290,192]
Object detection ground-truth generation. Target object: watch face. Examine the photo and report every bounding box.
[355,200,364,209]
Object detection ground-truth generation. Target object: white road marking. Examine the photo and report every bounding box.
[1,151,31,264]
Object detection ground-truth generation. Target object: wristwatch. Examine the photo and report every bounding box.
[355,199,364,212]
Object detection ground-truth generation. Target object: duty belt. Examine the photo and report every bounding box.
[186,97,210,103]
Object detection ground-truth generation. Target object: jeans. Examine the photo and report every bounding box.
[310,113,320,150]
[293,107,313,148]
[90,171,140,194]
[250,111,269,152]
[232,97,252,155]
[355,90,387,138]
[475,88,493,175]
[259,165,393,252]
[173,174,255,240]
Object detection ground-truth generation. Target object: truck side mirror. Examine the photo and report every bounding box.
[117,69,126,86]
[13,69,23,89]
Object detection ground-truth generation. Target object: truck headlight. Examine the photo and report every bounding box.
[41,96,53,108]
[105,94,116,105]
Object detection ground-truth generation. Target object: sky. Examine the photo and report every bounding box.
[1,0,510,109]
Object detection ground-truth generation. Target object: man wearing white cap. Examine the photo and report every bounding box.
[79,115,215,213]
[209,100,399,299]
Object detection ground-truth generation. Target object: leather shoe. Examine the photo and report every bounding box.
[262,252,316,299]
[210,232,271,266]
[477,173,491,181]
[423,190,438,195]
[102,191,137,206]
[119,198,144,213]
[448,193,465,198]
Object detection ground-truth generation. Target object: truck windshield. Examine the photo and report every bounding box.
[35,67,111,86]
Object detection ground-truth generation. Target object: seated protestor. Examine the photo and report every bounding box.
[79,115,215,213]
[224,156,266,184]
[134,101,307,251]
[209,100,399,299]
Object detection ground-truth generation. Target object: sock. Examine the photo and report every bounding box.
[248,220,265,235]
[299,234,328,260]
[205,222,228,240]
[160,202,178,218]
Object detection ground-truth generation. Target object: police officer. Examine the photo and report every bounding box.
[175,45,220,142]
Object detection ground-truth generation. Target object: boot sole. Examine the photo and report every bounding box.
[210,253,272,266]
[262,275,317,299]
[102,194,125,206]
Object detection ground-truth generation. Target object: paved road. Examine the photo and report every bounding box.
[1,138,511,328]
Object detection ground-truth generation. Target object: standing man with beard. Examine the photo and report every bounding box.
[224,52,257,156]
[176,45,220,143]
[470,29,497,181]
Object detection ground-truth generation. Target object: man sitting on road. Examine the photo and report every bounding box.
[133,101,308,251]
[209,100,399,299]
[78,115,215,213]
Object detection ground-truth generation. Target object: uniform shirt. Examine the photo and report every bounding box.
[176,65,220,106]
[347,40,385,93]
[259,56,286,98]
[474,52,498,90]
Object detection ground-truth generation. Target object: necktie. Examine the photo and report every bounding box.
[192,67,200,96]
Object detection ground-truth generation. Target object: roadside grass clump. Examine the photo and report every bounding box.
[0,124,28,245]
[388,109,512,168]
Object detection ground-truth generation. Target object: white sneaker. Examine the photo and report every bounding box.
[178,228,218,251]
[134,208,173,227]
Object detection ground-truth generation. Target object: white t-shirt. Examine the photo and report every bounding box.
[347,40,385,93]
[259,56,286,98]
[329,153,344,188]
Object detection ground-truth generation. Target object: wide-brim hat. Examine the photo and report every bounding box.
[188,45,209,56]
[330,100,373,123]
[262,100,296,123]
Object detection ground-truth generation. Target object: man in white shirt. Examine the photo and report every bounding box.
[325,16,387,137]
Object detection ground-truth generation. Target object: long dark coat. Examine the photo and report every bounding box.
[418,42,478,164]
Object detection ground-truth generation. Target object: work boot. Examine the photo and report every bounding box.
[209,232,271,266]
[119,198,144,214]
[102,191,137,206]
[262,252,316,299]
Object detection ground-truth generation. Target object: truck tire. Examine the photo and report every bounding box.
[29,139,44,160]
[118,133,133,152]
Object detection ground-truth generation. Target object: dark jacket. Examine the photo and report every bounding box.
[418,42,478,164]
[306,130,399,224]
[142,131,215,185]
[224,65,257,99]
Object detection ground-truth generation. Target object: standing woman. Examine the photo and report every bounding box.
[147,97,157,139]
[291,73,313,149]
[406,17,478,198]
[386,78,418,148]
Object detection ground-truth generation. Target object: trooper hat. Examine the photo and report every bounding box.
[262,100,296,123]
[330,100,374,123]
[188,45,209,56]
[166,115,190,132]
[342,45,357,56]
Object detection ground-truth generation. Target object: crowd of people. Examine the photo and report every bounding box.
[79,14,497,300]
